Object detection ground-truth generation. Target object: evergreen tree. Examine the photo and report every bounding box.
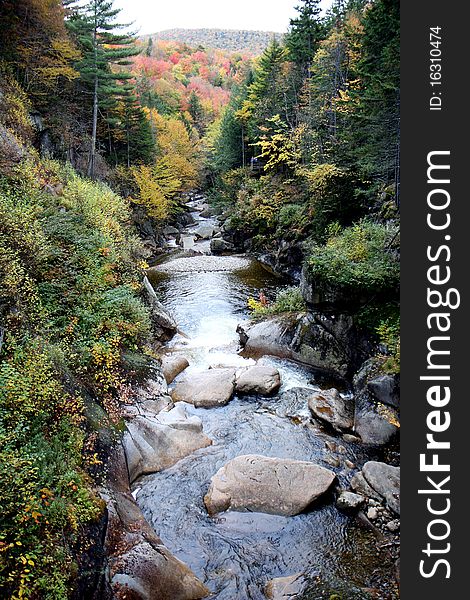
[352,0,400,200]
[285,0,324,71]
[111,87,155,166]
[188,91,206,135]
[145,36,154,57]
[67,0,140,178]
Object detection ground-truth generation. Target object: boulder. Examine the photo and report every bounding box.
[210,238,235,254]
[123,405,212,483]
[353,358,400,445]
[161,354,190,384]
[204,455,335,516]
[308,389,354,432]
[143,276,178,341]
[336,491,365,512]
[350,471,383,502]
[105,490,209,600]
[362,461,400,515]
[367,374,400,409]
[172,368,236,408]
[237,316,297,360]
[354,404,399,446]
[265,574,306,600]
[194,225,215,240]
[177,212,196,227]
[235,365,281,396]
[163,225,180,237]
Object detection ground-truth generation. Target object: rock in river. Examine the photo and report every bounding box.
[336,491,365,512]
[210,237,235,254]
[123,404,212,483]
[362,461,400,515]
[172,368,236,408]
[162,354,190,384]
[194,224,215,240]
[204,454,335,516]
[308,388,354,432]
[265,573,306,599]
[235,365,281,396]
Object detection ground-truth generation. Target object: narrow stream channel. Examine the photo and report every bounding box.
[137,198,397,599]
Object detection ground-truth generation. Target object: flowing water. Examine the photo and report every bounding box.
[137,199,398,599]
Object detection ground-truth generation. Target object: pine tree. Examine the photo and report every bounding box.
[285,0,325,71]
[188,91,206,136]
[67,0,140,178]
[352,0,400,200]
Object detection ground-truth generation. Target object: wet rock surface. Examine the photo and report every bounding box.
[161,354,190,384]
[204,454,336,516]
[265,573,306,599]
[172,368,237,408]
[235,365,281,396]
[124,405,212,483]
[308,388,354,432]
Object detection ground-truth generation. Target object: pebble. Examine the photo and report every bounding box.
[386,520,400,532]
[367,507,378,520]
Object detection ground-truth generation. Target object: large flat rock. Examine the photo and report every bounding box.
[172,368,236,408]
[204,455,335,517]
[235,365,281,396]
[124,405,212,483]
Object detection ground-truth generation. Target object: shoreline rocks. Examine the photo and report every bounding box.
[123,404,212,483]
[204,455,336,517]
[102,446,209,600]
[308,388,354,432]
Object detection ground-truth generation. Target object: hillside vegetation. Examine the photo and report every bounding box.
[142,28,282,55]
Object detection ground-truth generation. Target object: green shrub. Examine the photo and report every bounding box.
[248,286,306,318]
[307,220,399,294]
[0,158,151,596]
[302,163,365,240]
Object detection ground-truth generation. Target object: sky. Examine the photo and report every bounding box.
[113,0,333,36]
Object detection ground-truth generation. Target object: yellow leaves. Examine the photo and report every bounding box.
[146,109,201,191]
[131,164,176,222]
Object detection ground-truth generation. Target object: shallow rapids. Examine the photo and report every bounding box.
[136,201,397,599]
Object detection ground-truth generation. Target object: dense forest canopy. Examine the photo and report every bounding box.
[141,28,283,55]
[0,0,400,597]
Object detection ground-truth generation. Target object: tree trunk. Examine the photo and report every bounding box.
[88,13,98,179]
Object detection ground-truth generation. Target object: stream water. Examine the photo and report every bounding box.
[137,198,397,599]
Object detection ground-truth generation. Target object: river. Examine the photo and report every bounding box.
[137,197,398,600]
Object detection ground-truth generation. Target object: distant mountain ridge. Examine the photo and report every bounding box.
[141,28,283,55]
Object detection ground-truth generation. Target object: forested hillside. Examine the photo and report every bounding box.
[0,0,400,598]
[142,28,282,55]
[208,0,400,362]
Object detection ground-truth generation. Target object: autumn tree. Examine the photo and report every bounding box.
[0,0,79,102]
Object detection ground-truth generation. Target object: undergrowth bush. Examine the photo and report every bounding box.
[0,157,151,597]
[307,220,399,294]
[248,286,306,318]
